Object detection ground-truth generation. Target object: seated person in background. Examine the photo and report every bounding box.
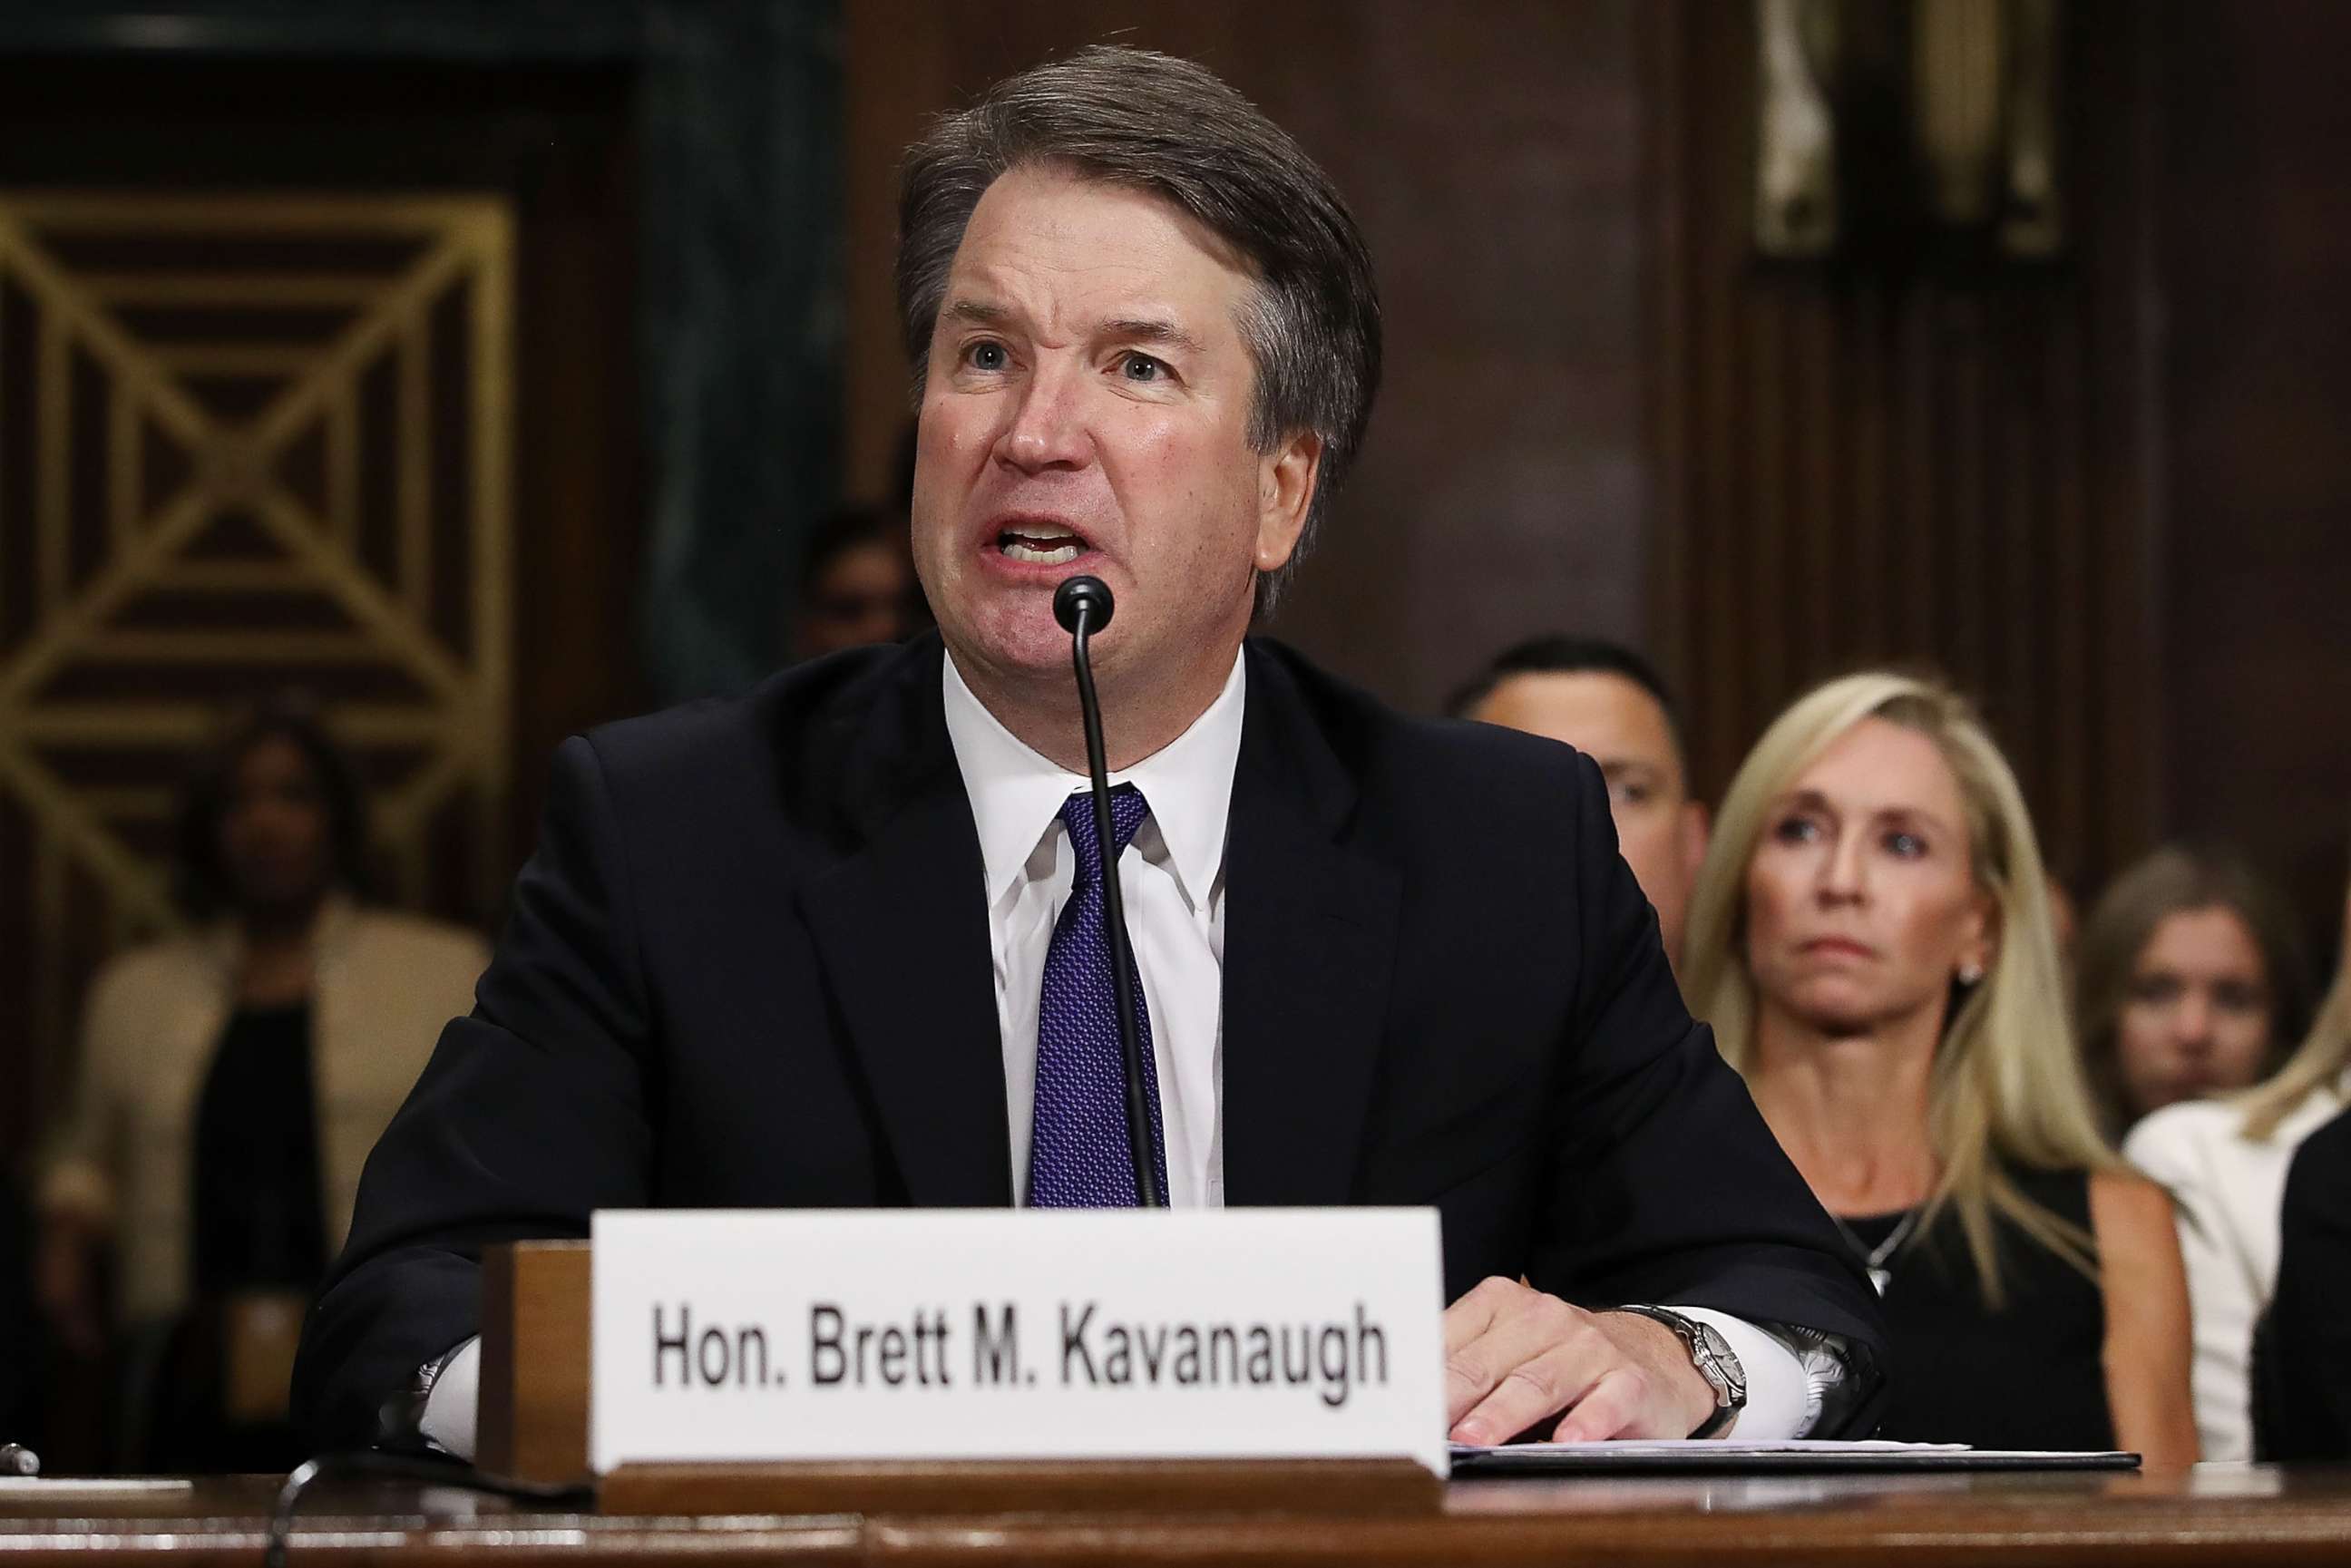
[793,502,928,660]
[296,45,1889,1460]
[1679,671,2198,1466]
[2127,867,2349,1461]
[2258,1092,2351,1460]
[36,697,485,1469]
[1449,638,1708,971]
[2044,877,2081,969]
[2076,845,2313,1138]
[1,1181,38,1450]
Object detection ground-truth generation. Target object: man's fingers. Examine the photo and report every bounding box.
[1440,1275,1517,1356]
[1548,1365,1656,1443]
[1444,1289,1595,1427]
[1449,1339,1611,1446]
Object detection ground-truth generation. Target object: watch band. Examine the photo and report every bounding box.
[1610,1305,1748,1438]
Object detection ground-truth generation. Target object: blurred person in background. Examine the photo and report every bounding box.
[792,503,928,661]
[35,697,485,1469]
[2045,878,2081,968]
[1,1183,37,1449]
[1681,672,2197,1466]
[2258,1070,2351,1460]
[2127,864,2347,1461]
[1449,637,1709,971]
[2076,846,2313,1138]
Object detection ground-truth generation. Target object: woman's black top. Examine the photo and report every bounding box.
[1841,1166,2114,1450]
[190,1002,328,1295]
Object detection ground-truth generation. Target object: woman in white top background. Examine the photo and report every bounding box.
[2123,866,2351,1461]
[2075,847,2314,1141]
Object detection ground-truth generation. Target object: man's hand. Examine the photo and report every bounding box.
[1443,1277,1717,1444]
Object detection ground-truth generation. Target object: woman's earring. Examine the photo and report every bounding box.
[1957,959,1985,986]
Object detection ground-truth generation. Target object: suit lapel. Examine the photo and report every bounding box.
[1221,646,1401,1207]
[798,638,1011,1207]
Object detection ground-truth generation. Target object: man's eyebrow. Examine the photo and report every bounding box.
[943,298,1011,327]
[1103,317,1206,355]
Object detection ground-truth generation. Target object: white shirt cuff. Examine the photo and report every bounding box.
[1673,1307,1811,1439]
[418,1335,483,1461]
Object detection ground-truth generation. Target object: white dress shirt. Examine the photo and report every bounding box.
[2125,1076,2349,1462]
[941,647,1240,1206]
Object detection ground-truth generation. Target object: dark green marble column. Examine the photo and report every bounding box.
[634,0,841,700]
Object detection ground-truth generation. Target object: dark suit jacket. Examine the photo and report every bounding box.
[2256,1101,2351,1460]
[293,634,1888,1446]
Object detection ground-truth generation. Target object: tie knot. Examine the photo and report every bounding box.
[1058,784,1149,873]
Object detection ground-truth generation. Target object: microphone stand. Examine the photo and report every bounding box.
[1054,575,1164,1208]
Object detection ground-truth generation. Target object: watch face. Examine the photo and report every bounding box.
[1693,1322,1748,1403]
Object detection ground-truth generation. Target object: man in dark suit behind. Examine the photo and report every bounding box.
[296,45,1886,1456]
[2260,1103,2351,1459]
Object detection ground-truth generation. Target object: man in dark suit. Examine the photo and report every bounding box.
[2259,1102,2351,1459]
[295,45,1886,1456]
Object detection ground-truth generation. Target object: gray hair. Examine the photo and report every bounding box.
[896,45,1382,611]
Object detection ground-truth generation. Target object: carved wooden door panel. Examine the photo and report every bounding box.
[0,193,513,1137]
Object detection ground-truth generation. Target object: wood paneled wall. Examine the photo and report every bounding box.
[2158,2,2351,944]
[1646,1,2163,893]
[843,1,2350,942]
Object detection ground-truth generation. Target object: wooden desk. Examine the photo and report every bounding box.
[5,1466,2351,1566]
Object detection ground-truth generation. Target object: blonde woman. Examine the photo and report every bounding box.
[2124,869,2351,1460]
[1683,672,2196,1466]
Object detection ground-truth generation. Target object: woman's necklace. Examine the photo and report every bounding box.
[1828,1209,1919,1297]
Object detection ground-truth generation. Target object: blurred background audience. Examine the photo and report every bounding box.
[1679,673,2195,1467]
[2076,847,2315,1138]
[790,502,928,661]
[2260,1083,2351,1461]
[2129,868,2351,1461]
[1450,637,1708,970]
[34,702,485,1469]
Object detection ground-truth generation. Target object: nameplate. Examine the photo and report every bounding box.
[589,1208,1447,1475]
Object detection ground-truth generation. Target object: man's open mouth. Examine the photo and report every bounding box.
[996,523,1087,565]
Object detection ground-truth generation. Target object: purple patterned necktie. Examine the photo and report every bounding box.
[1028,784,1169,1207]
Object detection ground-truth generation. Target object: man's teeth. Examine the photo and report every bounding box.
[1000,532,1083,564]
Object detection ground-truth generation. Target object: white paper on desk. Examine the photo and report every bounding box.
[0,1478,195,1495]
[1451,1438,2136,1470]
[1456,1439,1966,1459]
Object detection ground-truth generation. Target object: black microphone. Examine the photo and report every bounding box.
[1051,574,1163,1208]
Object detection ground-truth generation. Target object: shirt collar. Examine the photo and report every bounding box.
[941,645,1245,911]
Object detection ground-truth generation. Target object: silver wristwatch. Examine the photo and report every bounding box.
[1611,1306,1748,1438]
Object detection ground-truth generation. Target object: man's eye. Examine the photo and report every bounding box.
[964,341,1008,372]
[1119,352,1165,383]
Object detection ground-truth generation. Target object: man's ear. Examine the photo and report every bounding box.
[1254,430,1322,573]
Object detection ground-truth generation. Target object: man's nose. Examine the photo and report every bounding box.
[996,360,1090,473]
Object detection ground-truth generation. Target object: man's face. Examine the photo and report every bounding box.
[799,539,916,659]
[1470,670,1708,965]
[910,164,1316,689]
[219,735,333,917]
